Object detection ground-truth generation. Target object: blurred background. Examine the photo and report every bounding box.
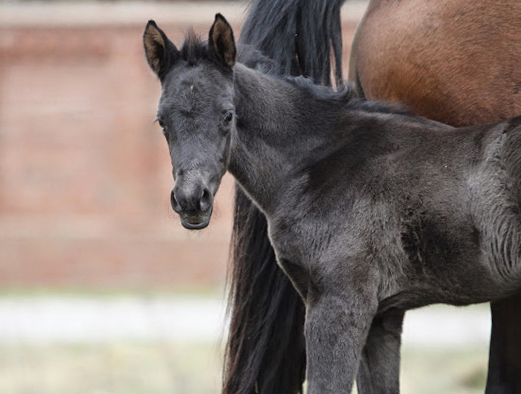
[0,0,491,393]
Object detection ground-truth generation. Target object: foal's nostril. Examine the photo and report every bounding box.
[199,188,213,212]
[170,189,181,213]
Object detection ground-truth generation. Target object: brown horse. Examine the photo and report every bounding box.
[350,0,521,392]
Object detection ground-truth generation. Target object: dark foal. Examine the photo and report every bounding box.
[144,15,521,394]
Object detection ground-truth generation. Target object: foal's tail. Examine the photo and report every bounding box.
[223,1,346,394]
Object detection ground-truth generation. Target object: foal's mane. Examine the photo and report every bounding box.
[286,76,411,116]
[179,32,411,116]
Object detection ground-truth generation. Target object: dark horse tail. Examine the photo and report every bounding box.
[223,1,346,394]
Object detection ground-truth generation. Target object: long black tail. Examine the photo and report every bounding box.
[240,0,345,86]
[223,1,346,394]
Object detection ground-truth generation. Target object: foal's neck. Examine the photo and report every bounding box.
[230,64,340,213]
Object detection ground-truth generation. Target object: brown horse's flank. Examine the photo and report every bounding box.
[351,0,521,126]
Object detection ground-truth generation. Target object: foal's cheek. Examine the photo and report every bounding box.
[217,133,231,166]
[168,148,179,177]
[225,138,233,169]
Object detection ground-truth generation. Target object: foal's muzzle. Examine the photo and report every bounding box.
[170,185,214,230]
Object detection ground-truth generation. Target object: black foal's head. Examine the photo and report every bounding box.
[143,14,237,229]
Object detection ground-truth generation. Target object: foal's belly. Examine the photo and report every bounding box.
[273,217,516,313]
[375,149,521,310]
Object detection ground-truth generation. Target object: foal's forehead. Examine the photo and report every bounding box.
[161,64,232,112]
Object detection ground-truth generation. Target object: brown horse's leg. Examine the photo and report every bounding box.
[486,291,521,394]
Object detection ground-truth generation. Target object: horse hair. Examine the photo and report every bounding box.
[240,0,346,86]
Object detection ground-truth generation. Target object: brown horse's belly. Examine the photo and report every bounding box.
[350,0,521,127]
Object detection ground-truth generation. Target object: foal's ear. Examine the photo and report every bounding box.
[208,14,236,68]
[143,20,179,80]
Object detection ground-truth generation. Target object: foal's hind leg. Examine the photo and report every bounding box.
[485,121,521,394]
[357,310,405,394]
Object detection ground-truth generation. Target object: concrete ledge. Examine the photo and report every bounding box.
[0,295,489,347]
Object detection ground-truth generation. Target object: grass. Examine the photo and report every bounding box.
[401,346,488,394]
[0,341,488,394]
[0,341,223,394]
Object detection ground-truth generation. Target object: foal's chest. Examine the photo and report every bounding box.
[267,196,399,275]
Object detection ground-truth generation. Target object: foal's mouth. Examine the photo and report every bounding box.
[179,208,213,230]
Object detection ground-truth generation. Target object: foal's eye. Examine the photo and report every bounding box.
[223,111,234,125]
[156,118,167,136]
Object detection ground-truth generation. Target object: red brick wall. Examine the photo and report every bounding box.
[0,3,363,289]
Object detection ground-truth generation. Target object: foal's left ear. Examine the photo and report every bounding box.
[209,14,236,68]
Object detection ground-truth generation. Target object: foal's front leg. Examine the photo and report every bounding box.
[357,310,405,394]
[305,288,378,394]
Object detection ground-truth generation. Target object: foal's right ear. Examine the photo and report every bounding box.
[209,14,236,68]
[143,20,179,80]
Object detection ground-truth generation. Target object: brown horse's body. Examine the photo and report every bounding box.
[350,0,521,392]
[350,0,521,126]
